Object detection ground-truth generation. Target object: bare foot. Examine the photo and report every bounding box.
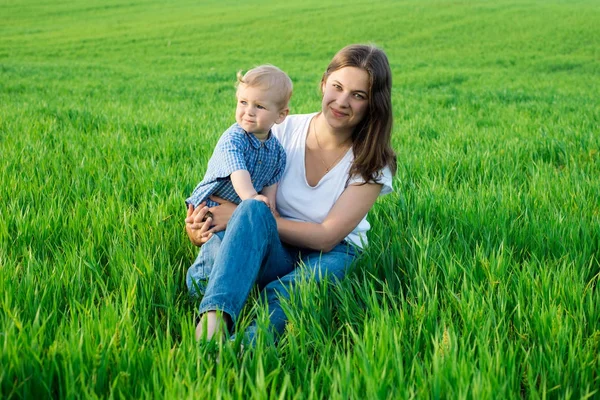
[195,311,231,341]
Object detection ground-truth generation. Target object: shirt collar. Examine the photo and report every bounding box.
[242,128,277,151]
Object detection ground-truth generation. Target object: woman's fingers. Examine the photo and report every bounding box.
[186,218,214,247]
[187,198,234,235]
[185,202,216,247]
[185,204,196,223]
[192,206,211,224]
[194,216,212,231]
[208,197,236,228]
[215,225,227,233]
[185,202,207,223]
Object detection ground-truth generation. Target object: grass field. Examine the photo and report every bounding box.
[1,0,599,398]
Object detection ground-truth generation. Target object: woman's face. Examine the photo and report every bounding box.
[321,66,370,132]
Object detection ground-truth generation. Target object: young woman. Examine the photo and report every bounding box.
[185,44,397,343]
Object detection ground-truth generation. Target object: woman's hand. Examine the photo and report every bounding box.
[185,203,214,246]
[207,196,236,231]
[184,197,237,246]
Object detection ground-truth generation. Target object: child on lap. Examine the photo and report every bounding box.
[185,65,292,296]
[186,64,292,212]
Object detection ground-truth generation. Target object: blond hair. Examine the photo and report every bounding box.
[236,65,293,108]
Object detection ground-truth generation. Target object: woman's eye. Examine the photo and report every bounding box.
[333,84,342,90]
[354,93,366,100]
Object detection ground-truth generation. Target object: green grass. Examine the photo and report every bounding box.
[1,0,599,398]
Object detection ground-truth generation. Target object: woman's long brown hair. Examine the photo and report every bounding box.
[321,44,397,183]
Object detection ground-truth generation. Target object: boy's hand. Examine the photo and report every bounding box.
[252,194,271,208]
[252,194,277,216]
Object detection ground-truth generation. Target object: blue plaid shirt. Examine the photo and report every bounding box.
[186,123,286,208]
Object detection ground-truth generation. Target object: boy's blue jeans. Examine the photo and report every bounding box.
[185,199,359,344]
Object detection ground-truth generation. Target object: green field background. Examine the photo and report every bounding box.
[1,0,599,398]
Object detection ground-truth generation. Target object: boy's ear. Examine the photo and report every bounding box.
[276,107,289,124]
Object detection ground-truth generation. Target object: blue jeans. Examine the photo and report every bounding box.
[185,199,360,344]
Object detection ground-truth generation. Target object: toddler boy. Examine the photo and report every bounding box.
[186,64,291,212]
[185,65,292,297]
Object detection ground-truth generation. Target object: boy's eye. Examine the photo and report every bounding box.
[240,100,248,105]
[257,105,266,110]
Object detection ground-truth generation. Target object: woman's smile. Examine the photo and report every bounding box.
[329,107,347,118]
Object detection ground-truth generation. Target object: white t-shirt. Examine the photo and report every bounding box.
[271,113,393,248]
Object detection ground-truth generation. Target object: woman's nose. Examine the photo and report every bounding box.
[336,92,350,107]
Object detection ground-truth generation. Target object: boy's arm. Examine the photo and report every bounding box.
[261,183,278,213]
[230,170,259,200]
[230,170,271,208]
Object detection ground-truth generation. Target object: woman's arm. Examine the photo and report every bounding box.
[276,182,383,252]
[206,182,382,252]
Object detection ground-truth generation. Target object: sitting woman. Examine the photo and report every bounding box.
[185,43,397,344]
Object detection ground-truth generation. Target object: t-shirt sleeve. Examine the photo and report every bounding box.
[264,145,287,187]
[348,165,393,196]
[206,130,248,178]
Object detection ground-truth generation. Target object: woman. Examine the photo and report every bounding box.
[185,44,397,343]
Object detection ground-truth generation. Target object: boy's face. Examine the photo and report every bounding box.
[235,84,288,135]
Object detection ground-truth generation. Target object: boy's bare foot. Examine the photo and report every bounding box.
[195,311,231,341]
